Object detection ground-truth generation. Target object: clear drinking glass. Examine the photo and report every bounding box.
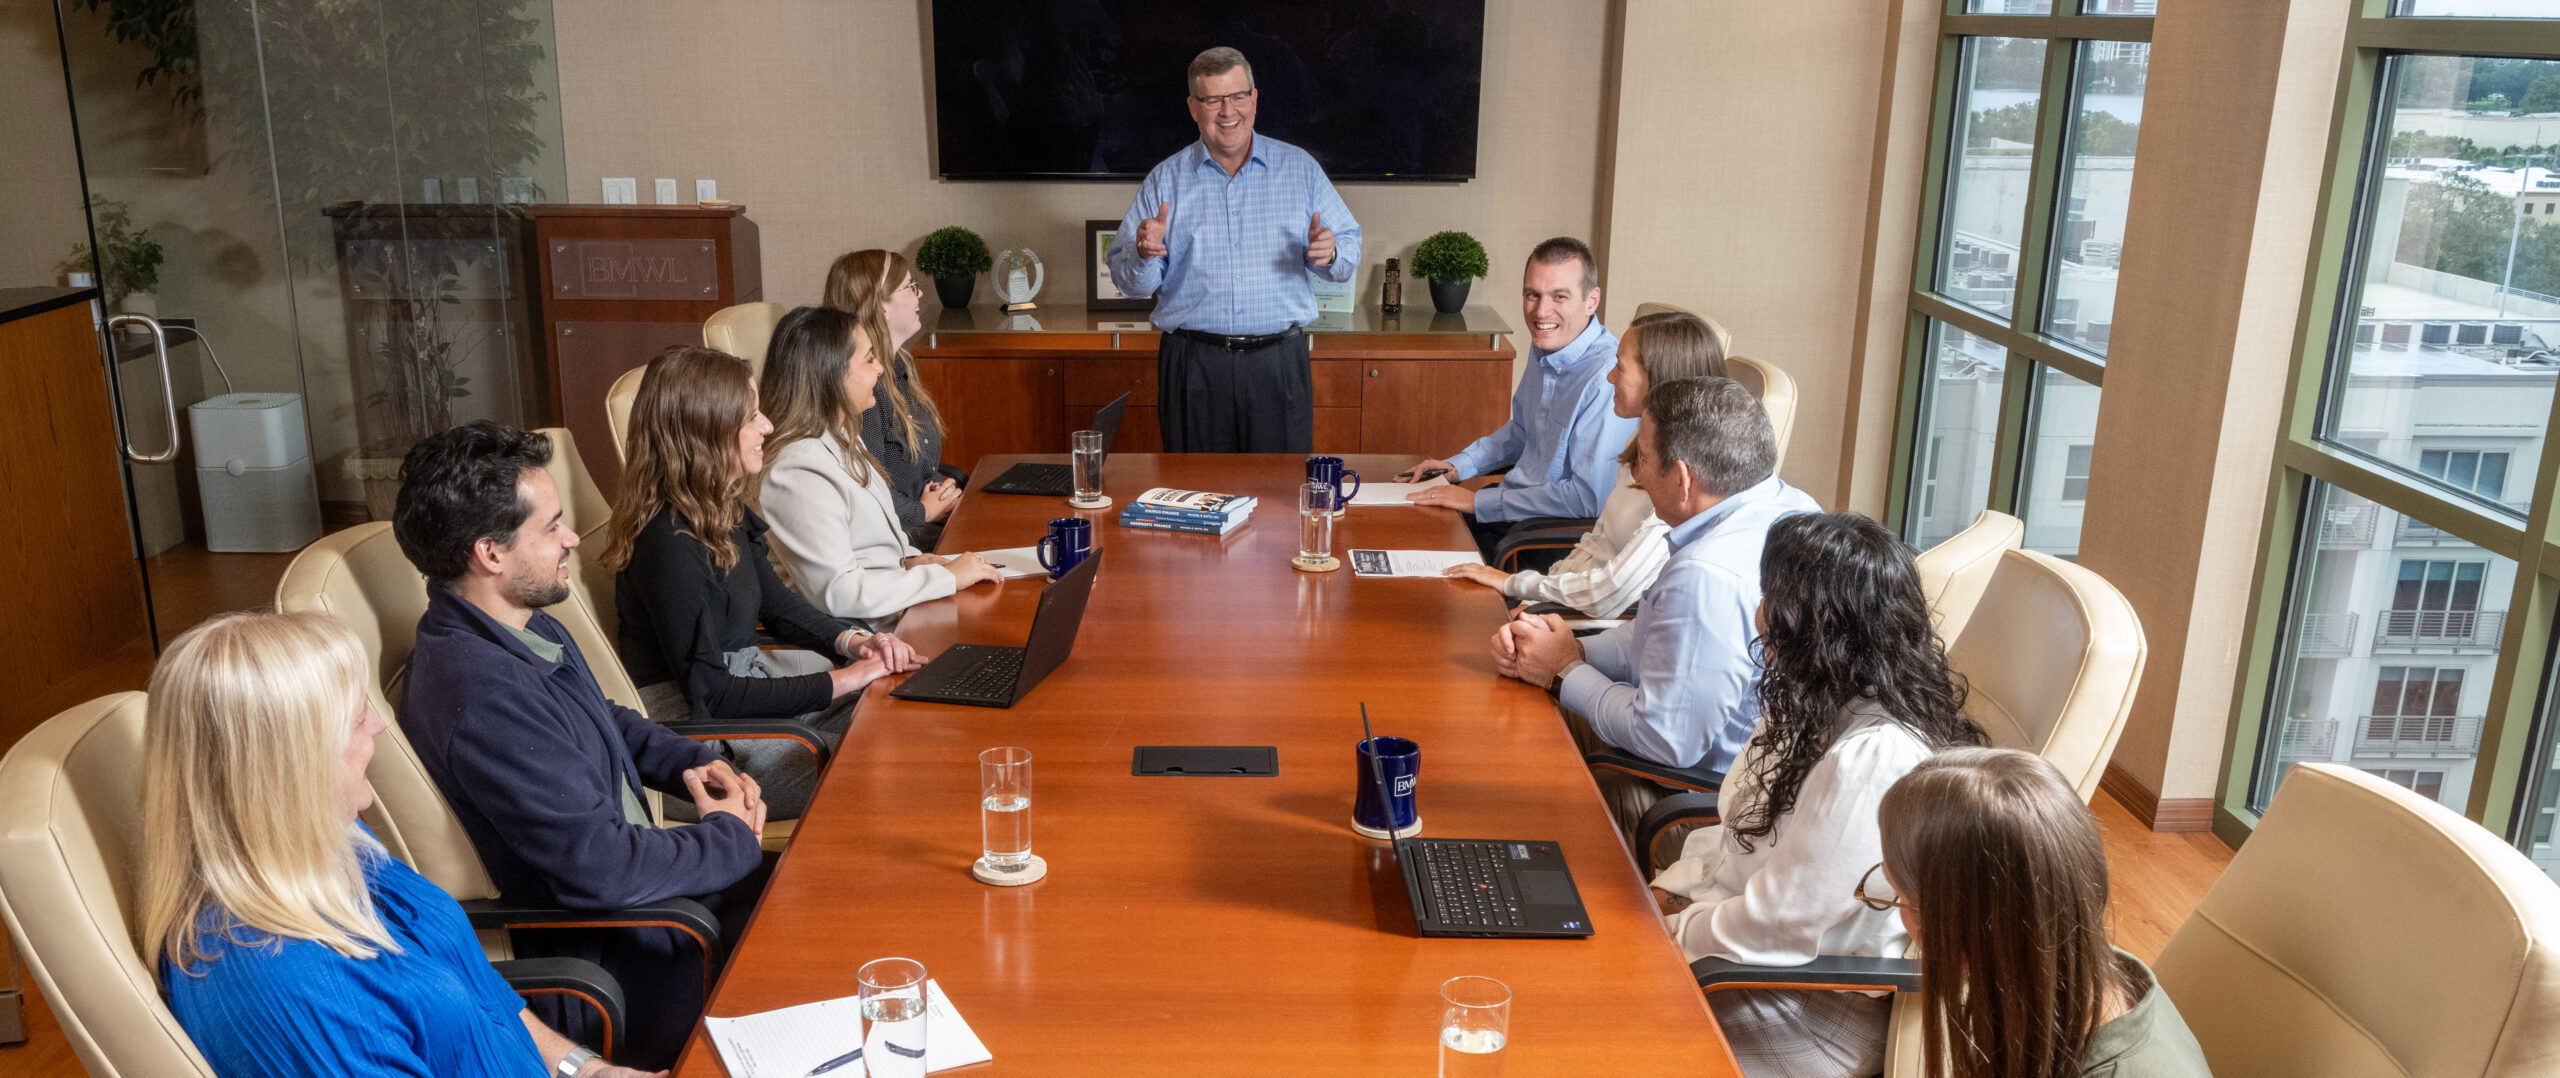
[1070,429,1107,505]
[1438,976,1510,1077]
[978,747,1033,874]
[858,957,930,1078]
[1298,480,1336,567]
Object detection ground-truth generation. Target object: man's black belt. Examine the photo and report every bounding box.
[1170,325,1304,351]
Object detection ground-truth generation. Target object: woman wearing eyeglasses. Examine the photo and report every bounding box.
[1649,510,1985,1078]
[1874,748,2213,1078]
[824,249,961,551]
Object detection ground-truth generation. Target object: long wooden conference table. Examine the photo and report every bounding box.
[673,454,1733,1075]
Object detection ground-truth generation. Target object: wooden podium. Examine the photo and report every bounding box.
[529,205,760,490]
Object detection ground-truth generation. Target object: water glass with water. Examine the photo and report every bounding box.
[979,747,1034,874]
[1297,480,1336,568]
[1438,975,1510,1078]
[858,957,930,1078]
[1069,429,1107,505]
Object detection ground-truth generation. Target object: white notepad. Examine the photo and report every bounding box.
[1348,549,1484,578]
[973,546,1053,580]
[1346,477,1452,507]
[704,979,992,1077]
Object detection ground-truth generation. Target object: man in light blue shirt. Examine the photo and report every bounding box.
[1493,377,1817,836]
[1106,46,1361,452]
[1402,238,1637,560]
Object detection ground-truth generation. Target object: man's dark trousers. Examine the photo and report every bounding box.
[1157,330,1314,452]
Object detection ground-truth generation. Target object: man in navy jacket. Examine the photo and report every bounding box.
[393,421,769,1068]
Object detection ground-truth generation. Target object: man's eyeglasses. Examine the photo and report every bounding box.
[1854,863,1912,913]
[1192,89,1254,109]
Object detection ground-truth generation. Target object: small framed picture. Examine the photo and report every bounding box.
[1086,219,1156,311]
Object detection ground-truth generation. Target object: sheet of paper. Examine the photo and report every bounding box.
[1347,476,1452,507]
[1348,549,1484,578]
[703,980,992,1078]
[974,546,1051,580]
[704,996,864,1078]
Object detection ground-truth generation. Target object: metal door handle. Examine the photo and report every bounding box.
[108,313,180,463]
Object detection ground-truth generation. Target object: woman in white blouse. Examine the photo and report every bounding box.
[1441,310,1726,618]
[757,306,1001,626]
[1651,510,1986,1078]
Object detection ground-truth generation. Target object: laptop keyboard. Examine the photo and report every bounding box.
[1418,841,1526,928]
[937,648,1025,701]
[988,463,1071,495]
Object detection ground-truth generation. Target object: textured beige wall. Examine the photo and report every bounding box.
[2077,0,2347,805]
[1840,0,1940,517]
[1600,1,1893,503]
[551,0,1613,348]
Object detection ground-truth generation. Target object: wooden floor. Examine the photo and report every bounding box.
[0,787,2228,1075]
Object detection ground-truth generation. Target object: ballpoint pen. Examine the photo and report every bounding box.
[805,1045,861,1076]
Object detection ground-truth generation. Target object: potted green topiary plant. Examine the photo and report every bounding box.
[59,198,166,328]
[916,226,994,309]
[1412,230,1489,315]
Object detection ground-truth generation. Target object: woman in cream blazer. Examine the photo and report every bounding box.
[756,306,999,626]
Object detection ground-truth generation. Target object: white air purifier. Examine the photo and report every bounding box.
[189,392,322,552]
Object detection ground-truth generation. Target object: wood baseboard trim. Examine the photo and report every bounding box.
[2102,763,2215,832]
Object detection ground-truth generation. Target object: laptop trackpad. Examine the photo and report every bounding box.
[1519,869,1578,906]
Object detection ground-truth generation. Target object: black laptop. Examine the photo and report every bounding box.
[889,552,1102,707]
[982,393,1130,496]
[1359,709,1595,939]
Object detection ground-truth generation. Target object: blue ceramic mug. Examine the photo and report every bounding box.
[1352,735,1421,837]
[1035,517,1093,579]
[1307,455,1362,512]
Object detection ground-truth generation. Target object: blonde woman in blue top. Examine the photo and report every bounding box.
[144,611,663,1078]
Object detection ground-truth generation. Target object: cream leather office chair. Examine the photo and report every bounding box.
[1627,301,1795,466]
[537,426,624,649]
[605,365,646,469]
[1947,547,2145,801]
[2154,763,2560,1077]
[1913,509,2026,646]
[0,693,215,1078]
[703,301,788,384]
[1704,762,2560,1077]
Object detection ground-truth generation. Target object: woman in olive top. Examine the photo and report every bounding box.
[1876,748,2215,1078]
[826,248,962,550]
[599,344,920,819]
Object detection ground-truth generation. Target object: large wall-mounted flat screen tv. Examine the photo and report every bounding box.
[930,1,1485,182]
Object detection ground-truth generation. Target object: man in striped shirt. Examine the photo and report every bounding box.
[1107,46,1362,452]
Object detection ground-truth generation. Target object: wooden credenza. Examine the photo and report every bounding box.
[529,205,760,490]
[909,303,1516,472]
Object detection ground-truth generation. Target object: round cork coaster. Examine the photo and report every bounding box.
[1068,493,1113,510]
[1293,555,1343,573]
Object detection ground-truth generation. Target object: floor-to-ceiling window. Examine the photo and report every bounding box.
[1893,1,2153,561]
[2232,1,2560,883]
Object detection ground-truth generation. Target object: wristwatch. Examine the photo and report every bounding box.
[557,1045,600,1078]
[1545,659,1587,698]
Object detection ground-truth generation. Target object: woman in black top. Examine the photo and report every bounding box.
[598,344,920,819]
[826,248,963,550]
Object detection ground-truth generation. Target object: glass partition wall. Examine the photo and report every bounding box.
[1893,2,2152,562]
[46,0,564,636]
[2231,3,2560,886]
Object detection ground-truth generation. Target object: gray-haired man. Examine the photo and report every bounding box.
[1494,377,1818,835]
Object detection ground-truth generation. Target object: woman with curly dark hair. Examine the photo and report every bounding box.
[1650,510,1985,1078]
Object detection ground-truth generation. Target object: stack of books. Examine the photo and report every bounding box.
[1119,487,1257,536]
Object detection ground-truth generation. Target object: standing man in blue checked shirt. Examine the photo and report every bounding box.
[1107,46,1362,452]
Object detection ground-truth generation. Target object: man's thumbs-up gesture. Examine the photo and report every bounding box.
[1306,212,1336,267]
[1137,200,1172,260]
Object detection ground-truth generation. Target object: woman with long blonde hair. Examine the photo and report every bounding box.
[1876,749,2212,1078]
[826,248,962,549]
[597,344,920,819]
[143,611,660,1078]
[757,306,1001,626]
